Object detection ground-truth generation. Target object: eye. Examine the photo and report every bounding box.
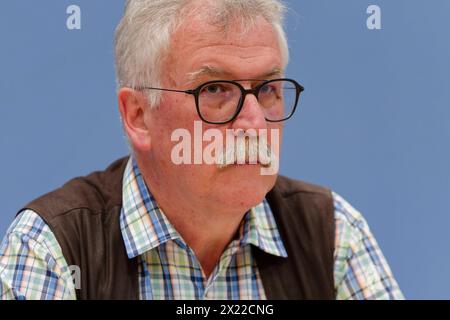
[203,84,225,94]
[260,84,277,94]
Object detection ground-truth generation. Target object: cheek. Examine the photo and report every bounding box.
[151,97,188,136]
[149,96,203,161]
[164,95,200,128]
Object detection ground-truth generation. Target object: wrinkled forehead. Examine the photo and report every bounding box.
[165,13,284,85]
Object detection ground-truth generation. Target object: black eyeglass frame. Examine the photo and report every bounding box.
[136,78,304,125]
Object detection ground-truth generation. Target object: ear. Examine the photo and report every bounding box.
[118,88,152,152]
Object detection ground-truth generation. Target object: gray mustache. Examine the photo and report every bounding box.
[216,137,276,168]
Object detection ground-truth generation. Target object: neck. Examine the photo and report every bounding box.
[154,195,245,278]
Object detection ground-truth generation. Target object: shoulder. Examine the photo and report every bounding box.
[332,191,371,241]
[4,209,60,256]
[0,209,76,299]
[19,156,130,222]
[331,192,404,299]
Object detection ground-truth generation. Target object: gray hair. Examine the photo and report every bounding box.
[114,0,289,107]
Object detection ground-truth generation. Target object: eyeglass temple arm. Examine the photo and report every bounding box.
[135,86,195,95]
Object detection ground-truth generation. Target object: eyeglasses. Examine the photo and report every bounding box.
[136,78,304,124]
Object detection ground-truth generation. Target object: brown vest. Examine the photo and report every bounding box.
[20,156,335,299]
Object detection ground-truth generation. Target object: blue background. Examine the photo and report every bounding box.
[1,0,449,299]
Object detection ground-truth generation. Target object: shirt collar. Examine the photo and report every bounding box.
[120,156,288,259]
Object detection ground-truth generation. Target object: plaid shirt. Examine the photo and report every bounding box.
[0,157,403,299]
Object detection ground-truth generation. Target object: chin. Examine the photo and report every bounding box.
[213,164,277,210]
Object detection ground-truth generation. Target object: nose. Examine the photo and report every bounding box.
[231,91,267,131]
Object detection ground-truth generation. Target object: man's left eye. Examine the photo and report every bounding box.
[203,84,225,94]
[260,84,276,94]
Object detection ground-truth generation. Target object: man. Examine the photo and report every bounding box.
[0,0,403,300]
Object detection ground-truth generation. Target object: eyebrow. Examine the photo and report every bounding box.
[186,65,284,83]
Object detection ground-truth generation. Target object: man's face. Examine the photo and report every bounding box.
[143,15,284,211]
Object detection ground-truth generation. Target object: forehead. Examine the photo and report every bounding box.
[166,14,283,83]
